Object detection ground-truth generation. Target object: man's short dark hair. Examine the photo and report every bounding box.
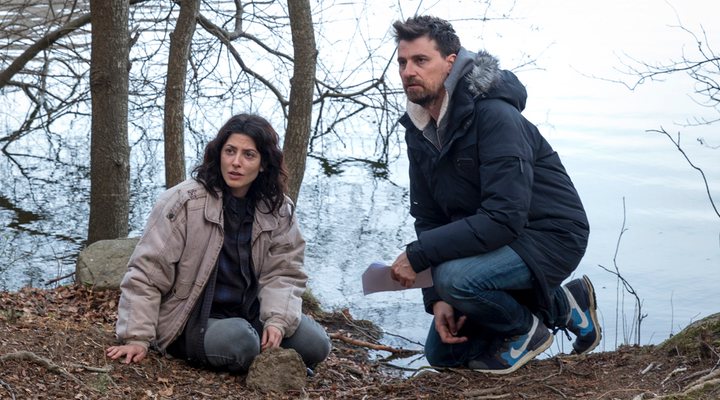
[392,15,461,57]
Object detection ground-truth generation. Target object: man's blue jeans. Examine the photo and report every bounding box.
[424,245,570,367]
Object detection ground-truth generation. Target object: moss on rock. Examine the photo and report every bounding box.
[658,312,720,359]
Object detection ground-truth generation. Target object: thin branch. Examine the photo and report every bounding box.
[0,0,148,89]
[598,197,645,346]
[196,12,289,111]
[648,128,720,219]
[328,332,421,355]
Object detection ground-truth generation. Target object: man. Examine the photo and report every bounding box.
[389,15,600,374]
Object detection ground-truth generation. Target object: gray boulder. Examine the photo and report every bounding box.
[75,238,139,290]
[246,347,307,394]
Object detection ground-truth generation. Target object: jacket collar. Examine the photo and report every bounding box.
[188,179,289,234]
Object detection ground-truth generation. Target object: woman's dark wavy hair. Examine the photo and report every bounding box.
[392,15,461,57]
[192,113,288,214]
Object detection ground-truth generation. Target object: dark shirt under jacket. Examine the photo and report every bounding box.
[210,195,260,328]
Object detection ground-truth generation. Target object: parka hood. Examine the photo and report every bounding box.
[463,49,527,112]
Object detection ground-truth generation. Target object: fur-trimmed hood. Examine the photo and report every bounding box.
[457,49,527,112]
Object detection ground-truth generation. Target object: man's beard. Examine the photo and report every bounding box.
[405,87,438,107]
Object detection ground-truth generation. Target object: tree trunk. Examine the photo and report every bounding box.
[87,0,130,244]
[163,0,200,188]
[283,0,317,204]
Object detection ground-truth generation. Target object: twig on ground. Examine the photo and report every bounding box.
[683,368,720,391]
[329,332,421,355]
[45,271,75,286]
[463,386,508,397]
[640,362,656,374]
[467,393,511,399]
[379,362,420,372]
[681,377,720,396]
[67,363,113,373]
[543,383,567,398]
[381,330,425,348]
[596,388,646,399]
[0,351,86,388]
[661,367,688,386]
[0,378,15,400]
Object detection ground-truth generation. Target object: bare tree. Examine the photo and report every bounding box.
[283,0,316,203]
[87,0,130,243]
[163,0,200,188]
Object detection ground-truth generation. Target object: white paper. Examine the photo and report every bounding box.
[361,261,433,295]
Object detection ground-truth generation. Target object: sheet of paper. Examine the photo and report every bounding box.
[361,261,433,295]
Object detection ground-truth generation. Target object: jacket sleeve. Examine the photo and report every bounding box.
[115,190,187,349]
[256,201,307,338]
[408,103,535,272]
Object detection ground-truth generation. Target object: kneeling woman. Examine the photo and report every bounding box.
[107,113,331,372]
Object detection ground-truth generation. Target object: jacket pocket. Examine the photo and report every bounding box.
[171,279,193,300]
[453,152,480,185]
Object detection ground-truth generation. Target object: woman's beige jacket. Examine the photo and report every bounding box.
[115,179,306,351]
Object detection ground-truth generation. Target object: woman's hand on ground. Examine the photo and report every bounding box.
[106,343,148,364]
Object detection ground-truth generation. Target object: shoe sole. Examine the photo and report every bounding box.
[473,333,554,375]
[572,275,602,355]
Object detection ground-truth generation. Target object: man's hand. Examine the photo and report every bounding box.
[390,251,417,288]
[433,301,468,344]
[106,344,147,364]
[261,326,283,351]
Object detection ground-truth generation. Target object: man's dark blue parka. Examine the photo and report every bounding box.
[402,49,589,321]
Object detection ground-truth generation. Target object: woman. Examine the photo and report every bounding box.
[106,113,331,372]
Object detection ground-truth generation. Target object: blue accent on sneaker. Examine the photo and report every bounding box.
[563,275,601,354]
[469,315,553,375]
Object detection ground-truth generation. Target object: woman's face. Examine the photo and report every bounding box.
[220,133,262,198]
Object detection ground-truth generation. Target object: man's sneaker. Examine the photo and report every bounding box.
[468,315,553,374]
[563,275,601,354]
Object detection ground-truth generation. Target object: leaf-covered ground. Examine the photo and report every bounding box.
[1,285,718,399]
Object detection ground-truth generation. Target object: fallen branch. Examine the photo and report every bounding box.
[463,386,510,398]
[0,378,15,400]
[0,351,85,388]
[328,332,421,355]
[683,368,720,391]
[466,393,511,400]
[68,363,113,373]
[640,362,656,375]
[661,366,688,386]
[45,271,75,286]
[682,378,720,396]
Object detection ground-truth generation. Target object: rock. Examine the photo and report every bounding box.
[246,347,306,394]
[658,312,720,358]
[75,238,139,290]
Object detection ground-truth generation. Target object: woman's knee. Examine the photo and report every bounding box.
[282,315,331,367]
[204,318,260,371]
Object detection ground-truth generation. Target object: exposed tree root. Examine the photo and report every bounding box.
[329,332,421,355]
[0,351,87,389]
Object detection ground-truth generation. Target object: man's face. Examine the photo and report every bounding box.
[397,36,456,108]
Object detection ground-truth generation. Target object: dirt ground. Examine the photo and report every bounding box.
[1,285,718,400]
